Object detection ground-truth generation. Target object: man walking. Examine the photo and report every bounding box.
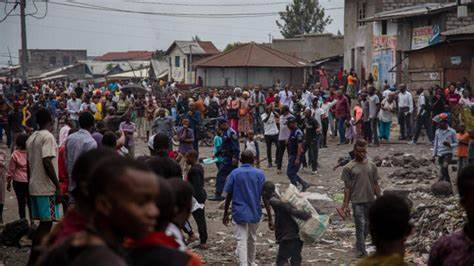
[276,106,293,174]
[287,117,310,191]
[261,105,279,168]
[411,88,434,144]
[367,87,380,146]
[302,108,320,174]
[397,84,413,140]
[223,150,272,266]
[340,139,381,257]
[432,113,457,183]
[209,118,240,201]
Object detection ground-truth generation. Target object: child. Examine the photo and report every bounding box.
[456,124,470,176]
[356,194,411,265]
[166,178,194,251]
[213,127,224,170]
[6,134,29,221]
[177,118,194,155]
[185,150,208,249]
[345,118,356,144]
[244,131,260,168]
[119,113,136,158]
[262,181,311,266]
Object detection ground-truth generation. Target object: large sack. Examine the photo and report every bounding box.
[281,184,330,243]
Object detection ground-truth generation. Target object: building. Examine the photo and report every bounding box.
[95,50,153,61]
[343,0,474,87]
[405,24,474,88]
[194,42,308,87]
[165,41,220,84]
[271,33,344,62]
[19,49,87,78]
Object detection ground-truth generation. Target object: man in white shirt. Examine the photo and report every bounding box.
[276,105,293,173]
[411,88,434,144]
[397,84,414,140]
[261,105,279,168]
[278,85,293,107]
[67,92,82,129]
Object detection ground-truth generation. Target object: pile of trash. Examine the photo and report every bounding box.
[387,168,437,184]
[372,153,432,168]
[406,196,466,255]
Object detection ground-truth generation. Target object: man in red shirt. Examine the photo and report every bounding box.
[335,90,350,145]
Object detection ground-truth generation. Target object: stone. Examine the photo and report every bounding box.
[431,181,453,197]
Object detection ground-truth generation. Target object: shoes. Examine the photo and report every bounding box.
[208,195,225,201]
[277,169,282,174]
[408,140,416,145]
[356,251,368,258]
[267,163,273,168]
[194,243,209,250]
[311,170,318,174]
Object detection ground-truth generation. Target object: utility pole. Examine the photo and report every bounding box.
[20,0,28,80]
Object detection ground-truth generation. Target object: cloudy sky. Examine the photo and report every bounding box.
[0,0,344,66]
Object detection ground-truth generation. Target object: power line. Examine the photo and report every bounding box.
[122,0,290,7]
[49,1,281,18]
[0,0,18,23]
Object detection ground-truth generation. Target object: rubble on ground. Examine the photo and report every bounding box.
[372,153,431,168]
[406,195,466,256]
[387,168,437,184]
[431,181,453,197]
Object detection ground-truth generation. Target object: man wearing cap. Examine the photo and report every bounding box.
[286,116,310,191]
[433,113,457,183]
[210,118,240,201]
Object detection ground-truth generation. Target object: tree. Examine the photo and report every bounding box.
[276,0,332,39]
[223,42,242,52]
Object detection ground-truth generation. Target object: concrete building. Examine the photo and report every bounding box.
[194,42,308,87]
[165,41,220,84]
[19,49,86,78]
[343,0,474,87]
[271,33,344,62]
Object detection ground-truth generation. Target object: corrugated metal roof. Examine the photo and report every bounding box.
[166,41,220,55]
[96,51,153,61]
[442,24,474,36]
[194,42,307,68]
[361,3,457,22]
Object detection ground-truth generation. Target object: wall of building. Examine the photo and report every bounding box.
[446,7,474,30]
[19,49,86,77]
[196,67,304,87]
[271,33,343,61]
[407,41,474,88]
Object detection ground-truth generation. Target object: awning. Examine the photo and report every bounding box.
[107,68,150,80]
[360,3,456,22]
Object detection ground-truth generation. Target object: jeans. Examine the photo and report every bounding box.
[287,155,308,187]
[276,239,303,266]
[337,117,346,144]
[321,117,328,147]
[438,153,452,182]
[458,156,467,178]
[276,140,287,170]
[352,202,371,255]
[370,118,379,145]
[192,208,208,244]
[363,121,371,142]
[412,114,434,143]
[0,122,6,143]
[234,222,258,266]
[264,134,278,165]
[378,121,392,141]
[398,112,412,140]
[13,181,30,220]
[253,112,264,135]
[215,160,236,196]
[305,137,319,171]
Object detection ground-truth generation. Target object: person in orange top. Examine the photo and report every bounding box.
[456,124,470,176]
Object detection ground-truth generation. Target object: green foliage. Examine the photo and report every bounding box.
[223,42,242,52]
[276,0,332,38]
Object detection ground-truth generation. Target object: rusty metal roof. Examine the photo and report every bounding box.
[442,24,474,36]
[193,42,308,68]
[361,2,457,22]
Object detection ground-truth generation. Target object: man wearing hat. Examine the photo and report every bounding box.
[209,118,240,201]
[286,116,310,191]
[433,113,457,183]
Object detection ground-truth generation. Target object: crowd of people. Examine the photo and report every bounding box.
[0,74,473,265]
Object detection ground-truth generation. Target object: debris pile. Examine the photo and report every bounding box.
[372,153,431,168]
[387,168,437,185]
[407,196,465,255]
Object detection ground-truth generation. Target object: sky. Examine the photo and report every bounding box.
[0,0,344,66]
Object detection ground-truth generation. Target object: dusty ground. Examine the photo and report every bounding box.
[0,127,451,265]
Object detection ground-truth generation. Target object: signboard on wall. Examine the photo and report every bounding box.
[411,25,441,50]
[372,50,395,85]
[373,36,397,51]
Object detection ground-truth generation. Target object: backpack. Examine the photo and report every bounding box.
[0,219,30,247]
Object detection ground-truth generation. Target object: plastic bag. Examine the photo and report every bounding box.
[281,184,330,242]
